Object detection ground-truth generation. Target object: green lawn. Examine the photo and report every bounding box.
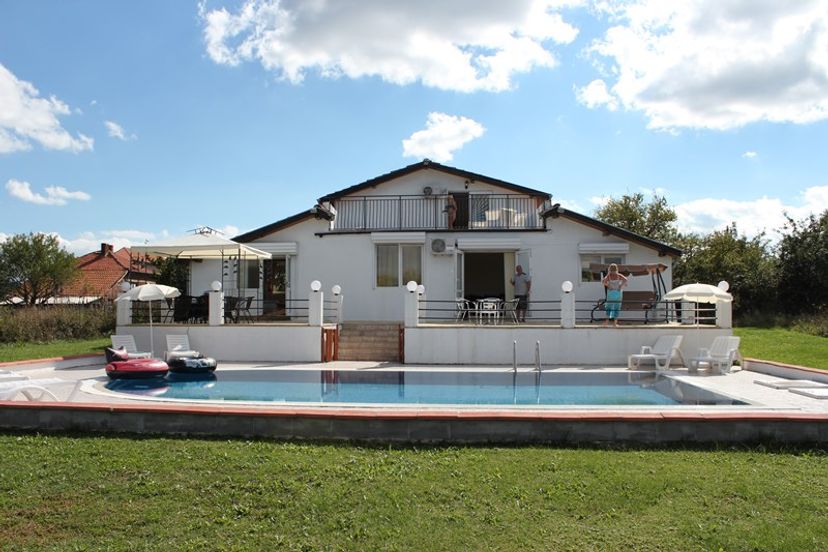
[0,337,109,363]
[0,435,825,551]
[734,327,828,370]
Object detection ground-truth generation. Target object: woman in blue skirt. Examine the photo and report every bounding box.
[602,263,628,326]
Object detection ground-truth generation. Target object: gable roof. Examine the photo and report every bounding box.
[233,209,322,243]
[61,245,131,299]
[317,159,551,202]
[542,204,683,257]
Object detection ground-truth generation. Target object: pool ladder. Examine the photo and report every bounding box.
[512,340,542,373]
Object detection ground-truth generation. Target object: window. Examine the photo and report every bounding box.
[376,244,422,287]
[239,260,259,289]
[580,254,624,282]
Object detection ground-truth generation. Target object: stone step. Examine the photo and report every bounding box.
[338,351,400,361]
[338,336,398,345]
[339,332,400,340]
[338,345,399,355]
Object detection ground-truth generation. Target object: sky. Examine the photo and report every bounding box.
[1,0,828,254]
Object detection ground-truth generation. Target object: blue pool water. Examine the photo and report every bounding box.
[105,370,746,406]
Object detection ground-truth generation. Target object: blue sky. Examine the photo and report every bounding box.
[1,0,827,253]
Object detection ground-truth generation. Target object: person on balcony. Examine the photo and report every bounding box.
[510,265,531,322]
[602,263,628,327]
[444,194,457,228]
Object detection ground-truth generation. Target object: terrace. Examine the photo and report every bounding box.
[328,193,545,232]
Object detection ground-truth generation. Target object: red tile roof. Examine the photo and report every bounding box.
[60,244,145,300]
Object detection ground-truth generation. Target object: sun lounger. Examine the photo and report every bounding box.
[689,336,741,374]
[0,377,63,401]
[755,379,828,389]
[627,335,684,371]
[111,335,152,359]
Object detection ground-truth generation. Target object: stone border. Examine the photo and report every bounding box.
[0,401,825,444]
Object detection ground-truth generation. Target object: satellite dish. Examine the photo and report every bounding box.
[423,186,433,196]
[431,238,446,253]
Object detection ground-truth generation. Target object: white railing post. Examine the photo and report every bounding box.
[404,281,420,327]
[309,281,324,326]
[560,281,575,329]
[331,284,343,325]
[716,301,732,329]
[116,295,130,326]
[208,289,224,326]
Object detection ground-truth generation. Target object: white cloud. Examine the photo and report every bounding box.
[0,63,93,153]
[575,79,618,111]
[402,112,486,162]
[675,185,828,240]
[104,120,136,141]
[200,0,580,93]
[5,179,91,206]
[55,230,158,255]
[589,195,611,207]
[742,151,758,159]
[582,0,828,130]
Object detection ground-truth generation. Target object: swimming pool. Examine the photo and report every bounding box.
[105,370,746,406]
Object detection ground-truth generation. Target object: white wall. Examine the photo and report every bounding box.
[119,324,322,362]
[405,326,729,365]
[243,172,675,322]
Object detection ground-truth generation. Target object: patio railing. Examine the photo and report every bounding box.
[333,194,543,231]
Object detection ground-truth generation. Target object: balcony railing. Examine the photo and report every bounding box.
[332,194,544,231]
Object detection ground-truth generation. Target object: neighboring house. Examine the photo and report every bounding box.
[59,243,155,304]
[213,160,682,322]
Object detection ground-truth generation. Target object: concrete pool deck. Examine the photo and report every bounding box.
[1,355,827,444]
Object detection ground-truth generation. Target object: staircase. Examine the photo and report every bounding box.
[337,322,401,362]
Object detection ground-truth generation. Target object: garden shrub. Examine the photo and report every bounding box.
[0,304,115,343]
[791,311,828,338]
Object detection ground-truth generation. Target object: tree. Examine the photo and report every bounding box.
[776,211,828,314]
[673,225,777,315]
[0,233,78,305]
[594,193,679,245]
[155,257,189,292]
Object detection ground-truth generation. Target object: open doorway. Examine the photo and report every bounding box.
[463,252,505,301]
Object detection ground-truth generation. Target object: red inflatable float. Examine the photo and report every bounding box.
[104,347,169,379]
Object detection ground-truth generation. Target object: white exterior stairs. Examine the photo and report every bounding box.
[336,322,401,362]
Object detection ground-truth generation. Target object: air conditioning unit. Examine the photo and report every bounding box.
[431,239,455,255]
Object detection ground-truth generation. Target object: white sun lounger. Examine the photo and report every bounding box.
[164,335,201,361]
[110,335,152,358]
[689,336,741,374]
[789,388,828,400]
[627,335,684,371]
[0,378,63,402]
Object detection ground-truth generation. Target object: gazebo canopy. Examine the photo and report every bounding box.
[132,233,271,260]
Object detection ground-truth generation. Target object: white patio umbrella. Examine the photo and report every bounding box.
[662,283,733,353]
[115,284,181,356]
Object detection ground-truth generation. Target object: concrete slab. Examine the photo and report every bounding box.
[790,388,828,400]
[755,379,828,389]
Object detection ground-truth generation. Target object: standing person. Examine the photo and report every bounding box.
[510,265,531,322]
[445,194,457,228]
[601,263,628,327]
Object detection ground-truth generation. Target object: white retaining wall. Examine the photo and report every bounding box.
[117,325,322,362]
[405,326,731,365]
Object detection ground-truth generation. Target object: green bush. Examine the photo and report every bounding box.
[0,304,115,343]
[791,311,828,338]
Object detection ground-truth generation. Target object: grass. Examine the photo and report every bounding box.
[0,337,109,363]
[0,435,825,551]
[734,327,828,370]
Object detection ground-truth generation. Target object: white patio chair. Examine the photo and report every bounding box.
[165,334,200,361]
[502,298,520,324]
[110,335,152,359]
[455,299,473,322]
[0,370,30,383]
[690,336,741,374]
[627,335,684,371]
[476,298,502,325]
[0,378,63,402]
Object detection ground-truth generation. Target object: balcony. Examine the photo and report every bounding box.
[331,194,544,232]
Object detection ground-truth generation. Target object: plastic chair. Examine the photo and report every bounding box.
[627,335,684,371]
[502,298,520,323]
[455,299,473,322]
[690,336,741,374]
[477,298,502,325]
[110,335,152,358]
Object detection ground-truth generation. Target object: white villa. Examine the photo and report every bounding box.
[121,161,735,366]
[230,159,681,322]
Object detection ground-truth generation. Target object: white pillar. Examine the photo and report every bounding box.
[716,301,732,329]
[208,290,224,326]
[560,290,575,329]
[309,284,324,326]
[404,283,419,328]
[681,302,695,325]
[116,295,130,326]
